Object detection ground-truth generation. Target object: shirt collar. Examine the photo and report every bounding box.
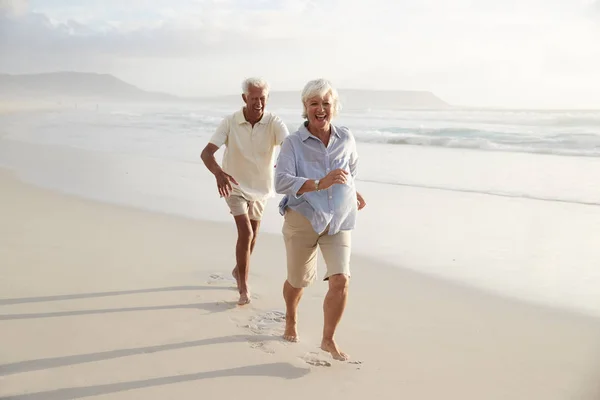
[235,107,270,125]
[298,121,341,141]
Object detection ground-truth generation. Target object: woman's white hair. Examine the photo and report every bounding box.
[242,77,270,95]
[301,79,341,119]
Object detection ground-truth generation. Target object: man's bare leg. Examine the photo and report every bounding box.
[232,219,260,291]
[231,214,254,305]
[321,274,350,360]
[283,280,303,342]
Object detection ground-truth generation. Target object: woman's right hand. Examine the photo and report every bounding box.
[319,169,349,190]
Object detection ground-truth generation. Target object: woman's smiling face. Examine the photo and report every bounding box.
[305,92,333,132]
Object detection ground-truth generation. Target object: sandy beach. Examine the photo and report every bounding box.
[4,0,600,397]
[0,100,62,115]
[1,167,600,399]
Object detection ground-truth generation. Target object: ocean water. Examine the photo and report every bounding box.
[1,102,599,317]
[2,103,600,160]
[3,102,600,205]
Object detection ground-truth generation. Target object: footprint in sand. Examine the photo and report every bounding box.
[302,352,332,367]
[248,339,276,354]
[245,310,286,336]
[228,311,287,354]
[207,273,236,286]
[348,360,363,370]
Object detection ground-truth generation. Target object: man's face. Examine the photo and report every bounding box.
[242,85,268,120]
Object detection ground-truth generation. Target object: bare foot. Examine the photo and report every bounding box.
[283,317,299,342]
[320,339,349,361]
[232,266,240,291]
[237,291,251,306]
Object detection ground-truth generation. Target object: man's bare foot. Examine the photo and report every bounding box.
[283,317,299,342]
[232,266,240,291]
[237,291,251,305]
[320,339,349,361]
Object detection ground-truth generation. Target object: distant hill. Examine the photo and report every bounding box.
[206,90,451,110]
[0,72,452,109]
[0,72,177,102]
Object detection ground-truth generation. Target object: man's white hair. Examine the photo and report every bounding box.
[242,77,270,95]
[301,79,341,119]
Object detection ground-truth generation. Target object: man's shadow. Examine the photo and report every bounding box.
[0,286,237,320]
[0,285,233,306]
[0,286,309,400]
[1,362,310,400]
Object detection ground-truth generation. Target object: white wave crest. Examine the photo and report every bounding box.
[353,130,600,157]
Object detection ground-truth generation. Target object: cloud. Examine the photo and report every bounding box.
[3,0,588,60]
[1,0,600,107]
[0,0,331,93]
[1,0,319,59]
[0,0,27,16]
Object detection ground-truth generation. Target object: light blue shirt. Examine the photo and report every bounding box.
[275,122,359,235]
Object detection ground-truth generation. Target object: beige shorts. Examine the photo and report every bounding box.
[225,195,266,221]
[282,209,352,288]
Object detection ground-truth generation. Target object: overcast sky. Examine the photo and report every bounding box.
[1,0,599,108]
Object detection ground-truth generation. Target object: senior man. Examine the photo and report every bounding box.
[201,77,289,305]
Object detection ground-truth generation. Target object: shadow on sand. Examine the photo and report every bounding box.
[0,285,239,320]
[0,334,282,376]
[0,285,233,306]
[0,301,235,321]
[1,362,309,400]
[0,286,301,400]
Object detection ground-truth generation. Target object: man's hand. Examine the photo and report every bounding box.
[215,170,238,197]
[201,143,237,197]
[357,192,366,210]
[319,169,348,190]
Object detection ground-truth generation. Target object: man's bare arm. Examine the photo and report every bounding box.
[201,143,238,197]
[200,143,223,176]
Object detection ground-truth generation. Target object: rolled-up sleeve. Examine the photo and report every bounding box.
[349,135,359,178]
[275,138,308,197]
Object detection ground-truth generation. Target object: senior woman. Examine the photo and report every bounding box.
[274,79,366,361]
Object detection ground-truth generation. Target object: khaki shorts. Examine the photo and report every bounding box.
[225,195,266,221]
[282,209,351,288]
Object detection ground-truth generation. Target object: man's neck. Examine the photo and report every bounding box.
[243,107,264,126]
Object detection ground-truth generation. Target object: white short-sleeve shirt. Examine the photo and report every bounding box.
[209,108,289,201]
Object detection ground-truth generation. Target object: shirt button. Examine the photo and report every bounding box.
[329,196,332,199]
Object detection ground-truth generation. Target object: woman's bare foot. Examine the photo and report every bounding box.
[237,291,251,305]
[320,338,349,361]
[283,317,299,342]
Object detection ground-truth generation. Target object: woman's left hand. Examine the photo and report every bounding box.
[357,192,367,210]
